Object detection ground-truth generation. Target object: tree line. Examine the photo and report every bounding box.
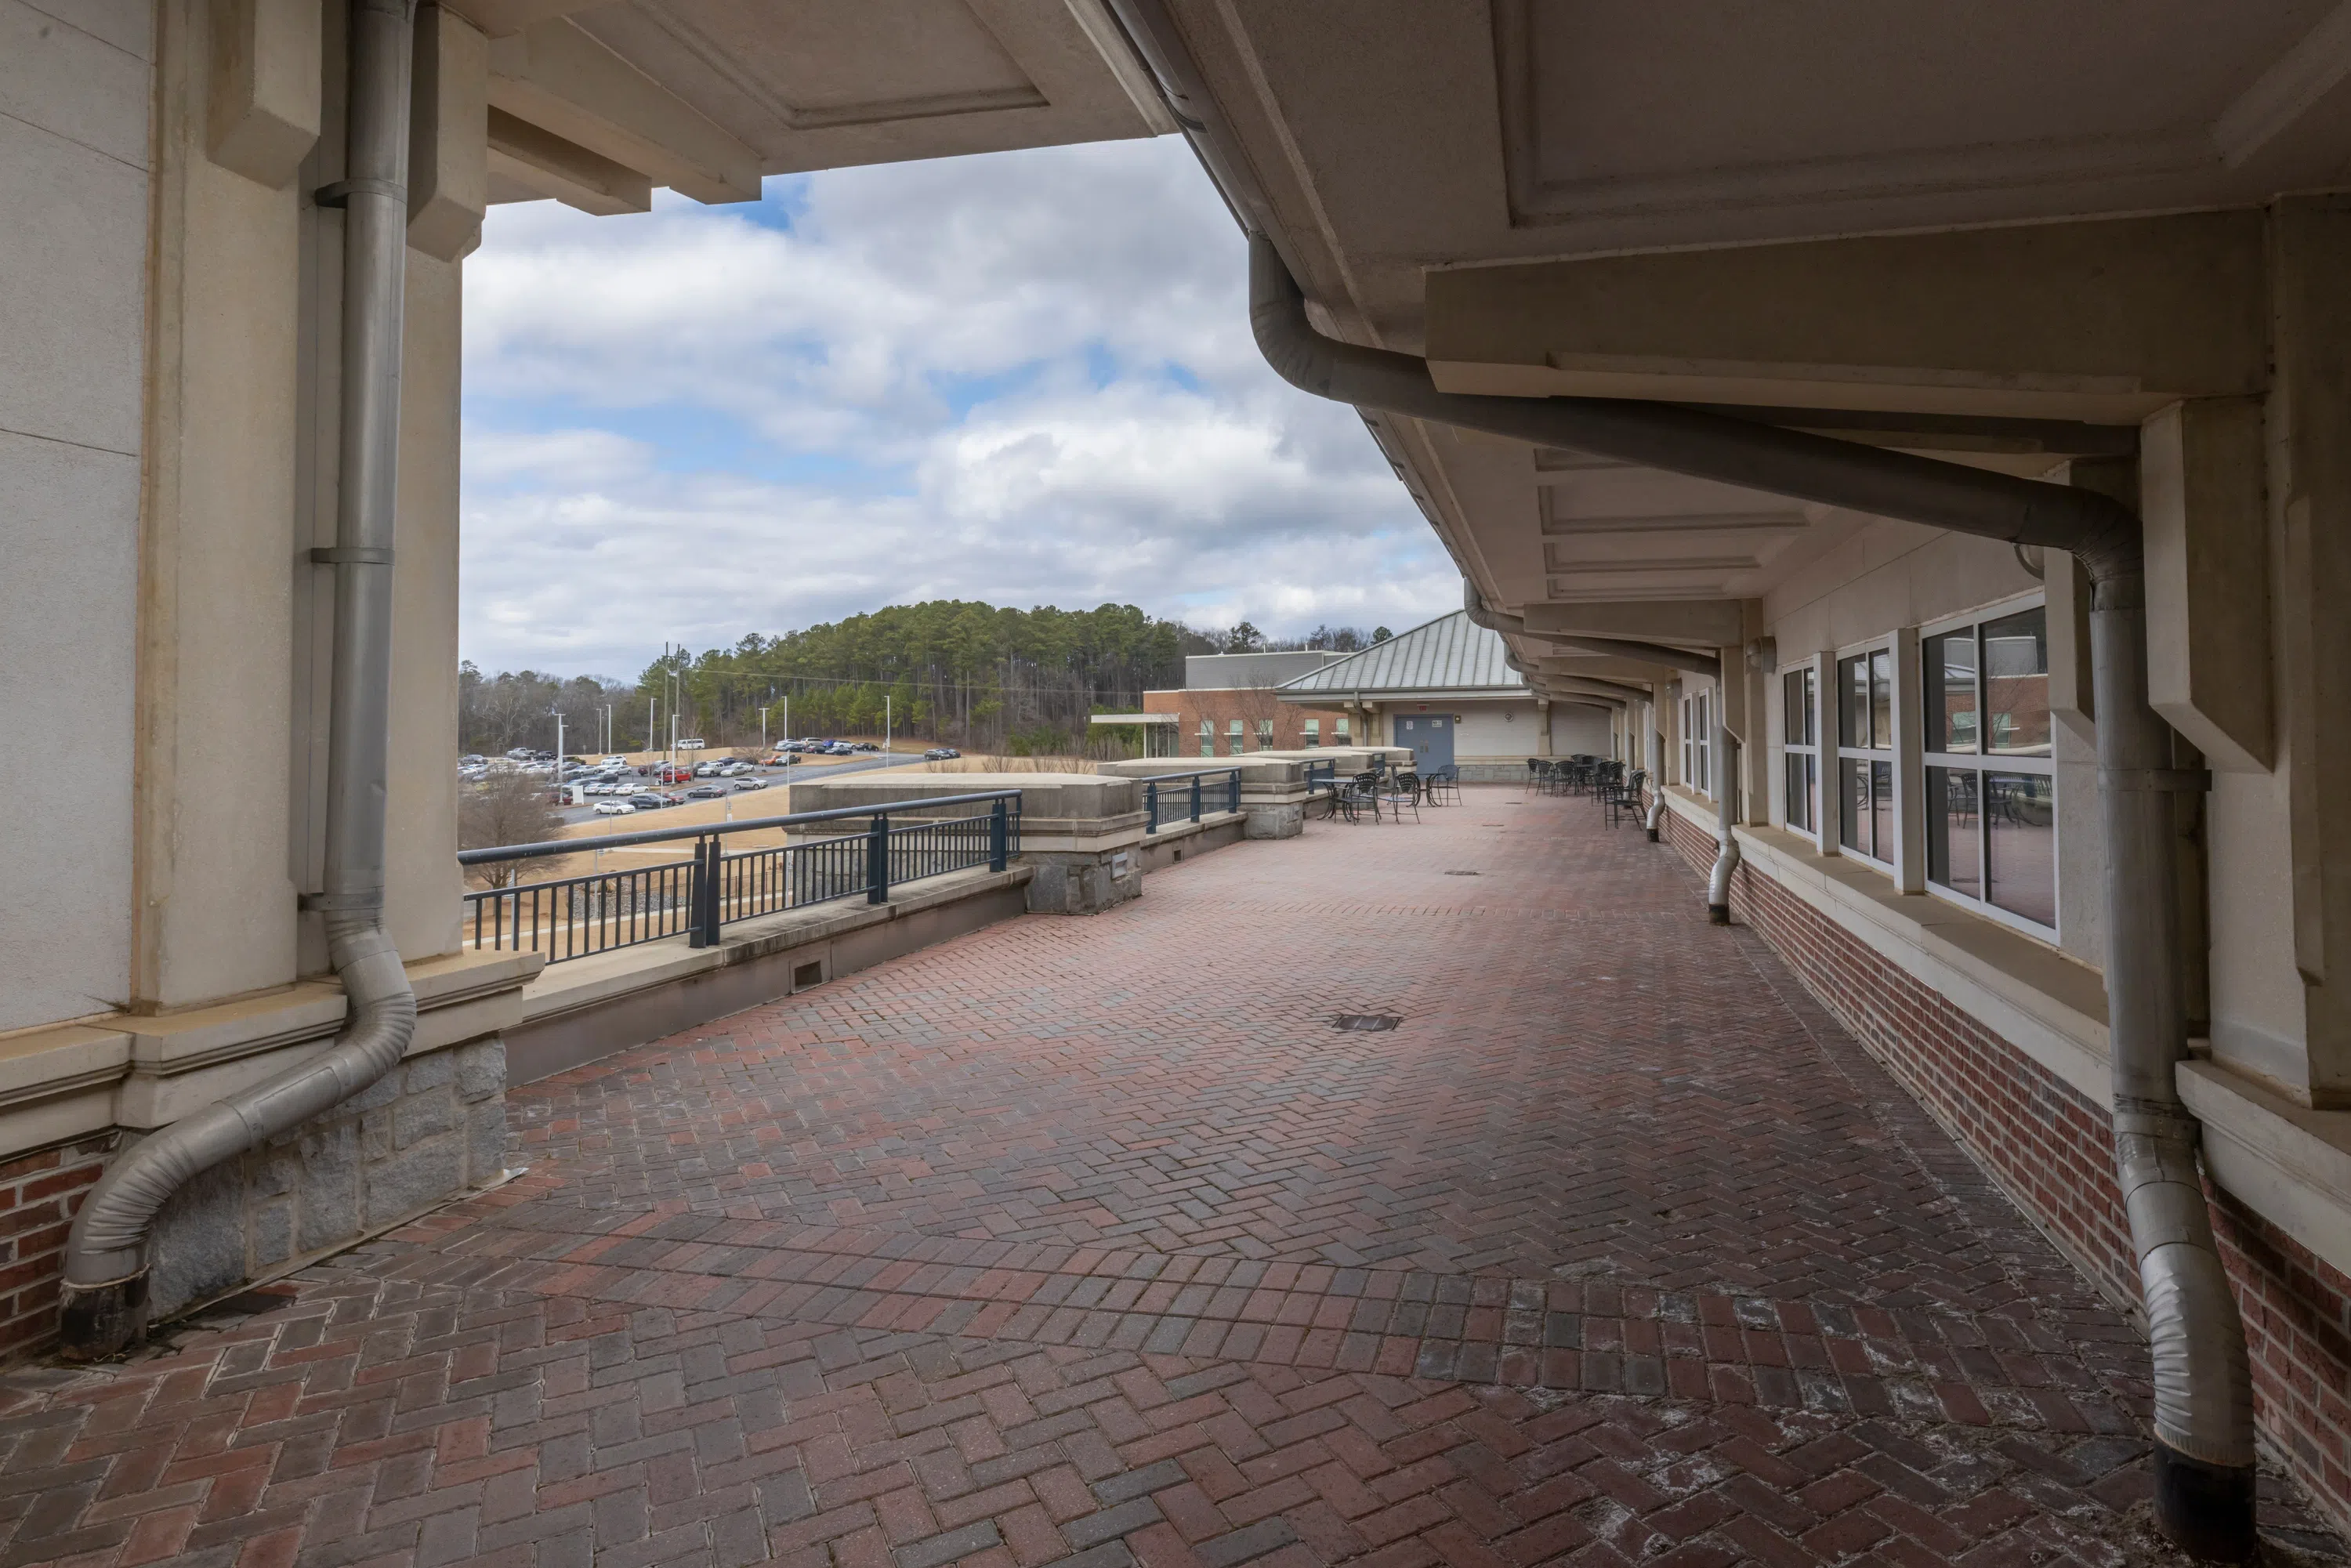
[460,602,1400,757]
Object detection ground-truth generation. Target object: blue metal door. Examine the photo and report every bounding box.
[1400,715,1454,772]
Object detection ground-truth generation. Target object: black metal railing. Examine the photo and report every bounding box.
[458,791,1022,965]
[1140,768,1243,834]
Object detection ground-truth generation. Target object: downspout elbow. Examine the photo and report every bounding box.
[58,918,415,1353]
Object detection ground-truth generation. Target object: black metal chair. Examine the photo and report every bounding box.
[1425,766,1462,806]
[1605,769,1647,827]
[1382,770,1423,822]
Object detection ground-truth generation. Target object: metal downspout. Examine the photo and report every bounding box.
[60,0,421,1358]
[1707,727,1741,923]
[1648,723,1667,840]
[1243,234,2251,1555]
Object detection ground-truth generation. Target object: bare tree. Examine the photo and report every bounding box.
[459,769,563,888]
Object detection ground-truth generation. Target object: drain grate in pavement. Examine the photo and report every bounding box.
[1332,1012,1402,1032]
[1444,869,1481,876]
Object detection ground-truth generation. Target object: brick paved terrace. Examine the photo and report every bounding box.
[2,789,2343,1567]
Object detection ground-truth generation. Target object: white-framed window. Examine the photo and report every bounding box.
[1781,662,1820,839]
[1197,719,1214,758]
[1302,719,1320,747]
[1335,715,1351,742]
[1681,690,1712,796]
[1226,718,1244,755]
[1922,599,2056,934]
[1256,719,1274,751]
[1835,643,1896,868]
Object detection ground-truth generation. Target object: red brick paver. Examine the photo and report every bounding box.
[0,792,2339,1566]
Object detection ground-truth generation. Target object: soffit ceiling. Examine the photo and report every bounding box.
[463,0,1171,210]
[1171,0,2338,638]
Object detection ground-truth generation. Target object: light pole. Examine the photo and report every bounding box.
[647,696,657,760]
[759,706,768,751]
[884,695,892,756]
[552,709,565,799]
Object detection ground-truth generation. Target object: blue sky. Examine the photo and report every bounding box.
[458,135,1455,680]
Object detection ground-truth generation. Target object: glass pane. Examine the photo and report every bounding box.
[1926,767,1982,898]
[1869,649,1894,749]
[1925,630,1979,754]
[1839,655,1867,748]
[1986,771,2056,926]
[1870,759,1894,861]
[1802,667,1817,747]
[1838,758,1865,853]
[1805,756,1818,838]
[1984,607,2051,757]
[1784,671,1803,749]
[1784,752,1808,831]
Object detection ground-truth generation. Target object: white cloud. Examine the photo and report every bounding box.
[460,136,1452,676]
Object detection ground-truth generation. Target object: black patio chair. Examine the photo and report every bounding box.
[1425,766,1462,806]
[1382,770,1423,822]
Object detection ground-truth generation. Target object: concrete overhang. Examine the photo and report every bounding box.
[1529,654,1680,683]
[1520,599,1746,648]
[1422,212,2268,424]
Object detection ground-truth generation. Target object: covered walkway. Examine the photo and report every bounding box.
[0,794,2337,1566]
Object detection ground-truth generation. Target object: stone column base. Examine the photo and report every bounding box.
[1024,847,1144,914]
[1244,802,1305,839]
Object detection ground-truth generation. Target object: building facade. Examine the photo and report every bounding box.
[1276,611,1612,780]
[1143,650,1346,758]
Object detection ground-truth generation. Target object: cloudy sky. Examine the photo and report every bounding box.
[458,133,1456,682]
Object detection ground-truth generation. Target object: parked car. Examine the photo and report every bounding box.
[733,778,766,791]
[654,765,694,784]
[685,784,726,799]
[593,801,635,817]
[626,794,667,810]
[852,742,879,752]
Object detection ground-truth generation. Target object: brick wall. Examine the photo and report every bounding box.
[0,1135,117,1358]
[1650,790,2351,1530]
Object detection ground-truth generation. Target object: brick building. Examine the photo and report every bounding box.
[1136,650,1350,759]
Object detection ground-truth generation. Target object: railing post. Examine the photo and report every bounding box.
[687,835,711,947]
[867,812,890,904]
[1144,780,1158,835]
[1229,769,1240,813]
[702,835,724,943]
[990,797,1008,871]
[1190,774,1202,823]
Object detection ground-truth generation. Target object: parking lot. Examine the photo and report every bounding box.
[460,748,948,831]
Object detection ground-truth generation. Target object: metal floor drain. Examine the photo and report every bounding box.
[1444,869,1481,876]
[1333,1012,1402,1032]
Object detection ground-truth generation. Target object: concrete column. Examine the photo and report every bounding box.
[132,0,310,1010]
[384,248,465,961]
[2210,195,2351,1103]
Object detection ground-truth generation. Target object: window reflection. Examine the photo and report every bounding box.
[1841,655,1868,748]
[1925,630,1978,754]
[1986,771,2056,926]
[1925,766,1981,898]
[1869,759,1893,860]
[1868,649,1893,748]
[1983,607,2049,757]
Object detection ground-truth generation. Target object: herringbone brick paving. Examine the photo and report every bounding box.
[0,790,2339,1566]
